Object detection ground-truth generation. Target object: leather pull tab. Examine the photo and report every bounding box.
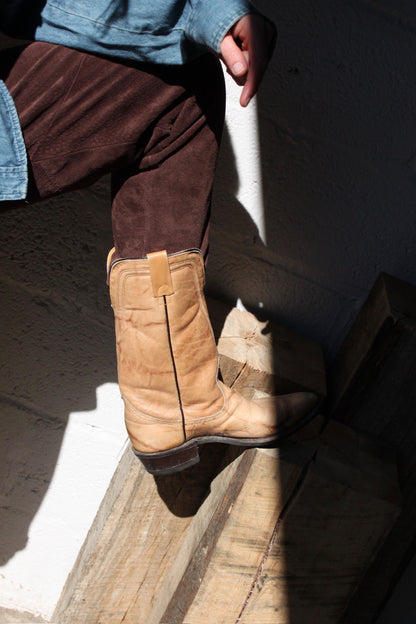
[147,250,174,297]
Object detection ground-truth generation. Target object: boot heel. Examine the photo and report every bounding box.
[133,441,200,476]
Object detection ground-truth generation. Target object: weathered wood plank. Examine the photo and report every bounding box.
[132,446,256,624]
[329,273,416,623]
[54,307,326,623]
[162,449,304,624]
[63,417,397,624]
[218,308,327,399]
[240,458,398,624]
[54,307,399,624]
[160,421,399,624]
[54,443,243,623]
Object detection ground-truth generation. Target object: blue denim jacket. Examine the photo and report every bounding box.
[0,0,254,200]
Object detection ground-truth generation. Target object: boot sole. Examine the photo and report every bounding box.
[133,399,324,476]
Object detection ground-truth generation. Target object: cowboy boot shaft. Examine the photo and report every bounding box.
[108,248,320,472]
[109,250,224,426]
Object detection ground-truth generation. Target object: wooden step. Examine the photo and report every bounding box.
[53,307,399,624]
[329,273,416,623]
[218,306,327,399]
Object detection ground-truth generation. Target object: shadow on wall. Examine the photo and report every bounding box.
[208,1,416,622]
[208,112,353,358]
[210,0,416,360]
[0,181,117,565]
[206,128,275,331]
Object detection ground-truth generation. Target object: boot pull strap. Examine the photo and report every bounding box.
[147,250,175,297]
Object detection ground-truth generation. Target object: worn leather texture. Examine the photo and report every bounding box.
[109,249,317,454]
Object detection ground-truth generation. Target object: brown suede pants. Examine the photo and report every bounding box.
[0,42,225,259]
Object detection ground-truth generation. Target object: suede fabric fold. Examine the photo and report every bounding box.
[1,42,225,258]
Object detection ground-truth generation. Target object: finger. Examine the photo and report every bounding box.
[239,49,266,107]
[239,23,276,106]
[219,32,248,80]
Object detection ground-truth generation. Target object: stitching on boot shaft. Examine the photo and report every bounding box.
[163,294,187,443]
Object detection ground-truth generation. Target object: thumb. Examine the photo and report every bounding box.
[220,32,248,80]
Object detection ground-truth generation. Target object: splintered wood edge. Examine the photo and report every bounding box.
[218,307,327,397]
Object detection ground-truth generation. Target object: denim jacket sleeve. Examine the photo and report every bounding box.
[0,80,27,201]
[2,0,257,63]
[185,0,254,53]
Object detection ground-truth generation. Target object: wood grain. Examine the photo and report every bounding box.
[218,308,326,399]
[53,306,399,624]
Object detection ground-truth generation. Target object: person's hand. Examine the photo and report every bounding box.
[219,13,276,107]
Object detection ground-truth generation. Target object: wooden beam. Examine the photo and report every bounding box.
[218,307,327,399]
[329,273,416,623]
[54,307,399,623]
[54,420,399,623]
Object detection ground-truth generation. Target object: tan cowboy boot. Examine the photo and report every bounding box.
[107,248,319,475]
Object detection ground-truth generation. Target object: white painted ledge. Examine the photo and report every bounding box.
[0,383,126,620]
